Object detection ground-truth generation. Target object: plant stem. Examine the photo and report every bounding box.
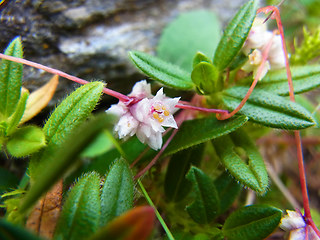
[138,179,175,240]
[258,5,320,237]
[216,31,276,120]
[176,103,228,114]
[0,53,131,102]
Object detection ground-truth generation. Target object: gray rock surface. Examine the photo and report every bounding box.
[0,0,247,107]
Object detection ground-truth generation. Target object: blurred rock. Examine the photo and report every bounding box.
[0,0,246,106]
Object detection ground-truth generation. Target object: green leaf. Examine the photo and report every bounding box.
[54,172,101,240]
[213,0,258,70]
[157,10,221,71]
[0,37,23,118]
[0,168,19,193]
[186,166,220,224]
[222,86,315,129]
[212,129,269,194]
[81,131,114,158]
[191,62,220,94]
[6,91,29,135]
[129,51,194,90]
[164,144,204,202]
[257,65,320,95]
[0,219,42,240]
[222,205,282,240]
[193,52,213,68]
[6,126,46,157]
[214,172,241,214]
[164,115,248,156]
[20,114,115,213]
[100,158,134,226]
[29,82,104,179]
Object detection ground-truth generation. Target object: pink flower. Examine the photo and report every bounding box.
[106,80,180,150]
[280,210,320,240]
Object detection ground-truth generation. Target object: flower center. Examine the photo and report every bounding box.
[152,104,170,123]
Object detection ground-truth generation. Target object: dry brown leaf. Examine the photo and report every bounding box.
[26,180,63,239]
[20,75,59,124]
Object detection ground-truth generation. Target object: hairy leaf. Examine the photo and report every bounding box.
[213,0,258,70]
[6,91,29,135]
[186,167,220,224]
[212,129,268,194]
[129,51,194,90]
[223,86,315,129]
[164,115,248,156]
[222,205,282,240]
[257,65,320,95]
[54,173,101,240]
[20,114,114,213]
[164,144,204,202]
[157,10,221,71]
[0,37,23,118]
[6,126,46,157]
[100,158,134,226]
[29,82,104,179]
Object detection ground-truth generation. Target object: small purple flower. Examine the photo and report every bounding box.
[106,80,180,150]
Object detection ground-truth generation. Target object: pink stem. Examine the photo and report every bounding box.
[134,128,179,180]
[216,31,276,120]
[176,104,228,114]
[258,6,320,238]
[0,53,131,102]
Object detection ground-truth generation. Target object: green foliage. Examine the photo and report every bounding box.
[212,129,268,194]
[157,10,221,71]
[29,82,104,179]
[6,91,29,135]
[164,115,248,156]
[0,218,42,240]
[6,126,46,157]
[214,172,241,215]
[257,65,320,95]
[129,51,194,90]
[291,27,320,64]
[81,131,114,158]
[213,0,258,70]
[100,158,134,226]
[54,172,101,240]
[20,114,114,213]
[164,144,204,202]
[223,87,315,129]
[222,205,282,240]
[186,167,220,224]
[0,37,23,118]
[191,62,221,94]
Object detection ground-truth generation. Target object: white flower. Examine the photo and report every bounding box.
[241,17,286,80]
[106,80,180,150]
[280,210,320,240]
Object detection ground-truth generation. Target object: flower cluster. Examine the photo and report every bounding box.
[280,210,320,240]
[106,80,180,150]
[241,18,286,80]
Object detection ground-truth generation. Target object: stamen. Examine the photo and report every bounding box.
[164,110,170,116]
[153,112,164,123]
[154,105,161,111]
